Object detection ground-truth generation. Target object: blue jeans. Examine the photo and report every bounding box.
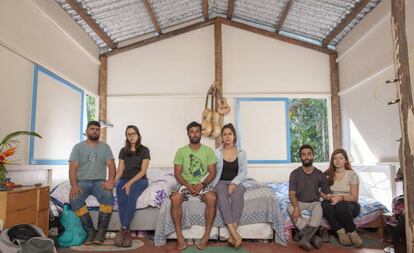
[116,178,149,229]
[69,180,114,211]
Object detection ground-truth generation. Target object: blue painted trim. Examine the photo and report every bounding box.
[29,64,84,165]
[236,97,291,164]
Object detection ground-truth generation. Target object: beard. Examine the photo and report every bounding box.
[87,133,100,141]
[301,158,313,167]
[189,136,201,144]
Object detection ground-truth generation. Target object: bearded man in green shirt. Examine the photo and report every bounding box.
[171,121,217,250]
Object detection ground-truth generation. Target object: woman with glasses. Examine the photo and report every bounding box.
[114,125,150,247]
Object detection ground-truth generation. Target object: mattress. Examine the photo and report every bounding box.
[89,207,160,231]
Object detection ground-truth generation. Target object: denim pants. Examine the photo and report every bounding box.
[116,178,149,229]
[69,180,114,211]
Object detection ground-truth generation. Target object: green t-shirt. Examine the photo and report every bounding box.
[173,144,217,184]
[69,141,114,180]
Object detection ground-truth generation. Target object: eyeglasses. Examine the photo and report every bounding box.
[127,133,137,136]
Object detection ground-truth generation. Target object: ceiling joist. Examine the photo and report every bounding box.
[66,0,116,49]
[322,0,370,47]
[202,0,209,20]
[143,0,161,34]
[275,0,294,33]
[227,0,235,20]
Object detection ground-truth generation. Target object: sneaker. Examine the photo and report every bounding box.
[336,228,352,246]
[348,231,363,247]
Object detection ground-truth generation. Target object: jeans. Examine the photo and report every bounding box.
[116,178,148,229]
[69,180,113,210]
[321,199,360,232]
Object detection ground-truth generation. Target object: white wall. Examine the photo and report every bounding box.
[0,0,100,186]
[107,24,331,183]
[337,0,414,164]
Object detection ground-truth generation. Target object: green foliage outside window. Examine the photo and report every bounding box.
[86,95,96,122]
[289,98,329,162]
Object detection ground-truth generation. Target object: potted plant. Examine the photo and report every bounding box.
[0,131,42,189]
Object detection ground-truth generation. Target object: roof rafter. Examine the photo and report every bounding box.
[105,19,215,56]
[275,0,294,33]
[66,0,116,49]
[202,0,209,20]
[103,17,337,57]
[217,17,336,55]
[322,0,370,47]
[227,0,235,20]
[143,0,161,34]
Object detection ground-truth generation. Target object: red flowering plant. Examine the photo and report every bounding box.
[0,131,42,183]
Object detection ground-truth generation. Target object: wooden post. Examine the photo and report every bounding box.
[214,20,223,148]
[391,1,414,252]
[98,55,108,141]
[329,53,342,149]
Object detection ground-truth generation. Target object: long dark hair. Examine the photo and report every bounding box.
[124,125,141,156]
[325,149,352,185]
[221,123,237,144]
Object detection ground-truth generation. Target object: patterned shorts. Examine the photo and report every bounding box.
[170,184,215,201]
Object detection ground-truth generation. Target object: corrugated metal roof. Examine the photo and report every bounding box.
[55,0,383,53]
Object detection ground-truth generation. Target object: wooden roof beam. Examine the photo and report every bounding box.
[275,0,293,33]
[322,0,370,47]
[202,0,209,20]
[143,0,161,34]
[227,0,235,20]
[66,0,116,49]
[217,17,336,55]
[104,19,215,56]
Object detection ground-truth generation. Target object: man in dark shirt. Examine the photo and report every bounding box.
[288,144,331,250]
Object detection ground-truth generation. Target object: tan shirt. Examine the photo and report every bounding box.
[331,170,359,196]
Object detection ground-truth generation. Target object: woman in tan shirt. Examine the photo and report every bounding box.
[321,149,363,247]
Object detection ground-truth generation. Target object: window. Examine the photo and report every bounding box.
[289,98,329,162]
[86,94,96,122]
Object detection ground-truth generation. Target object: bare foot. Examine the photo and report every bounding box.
[177,236,187,250]
[197,235,209,250]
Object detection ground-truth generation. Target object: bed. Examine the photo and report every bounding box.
[50,169,287,246]
[153,185,287,246]
[50,168,177,231]
[268,182,388,239]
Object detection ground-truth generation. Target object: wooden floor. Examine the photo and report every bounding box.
[59,236,390,253]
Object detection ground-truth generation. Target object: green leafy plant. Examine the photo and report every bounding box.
[0,131,42,182]
[289,98,329,162]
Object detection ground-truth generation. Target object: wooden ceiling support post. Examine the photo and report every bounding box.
[98,55,108,141]
[202,0,209,20]
[391,1,414,252]
[143,0,161,34]
[275,0,293,33]
[66,0,116,49]
[214,19,223,148]
[322,0,370,47]
[329,53,342,149]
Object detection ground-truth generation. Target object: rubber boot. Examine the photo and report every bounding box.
[94,212,112,244]
[298,226,318,251]
[311,235,323,249]
[79,213,96,245]
[293,228,306,241]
